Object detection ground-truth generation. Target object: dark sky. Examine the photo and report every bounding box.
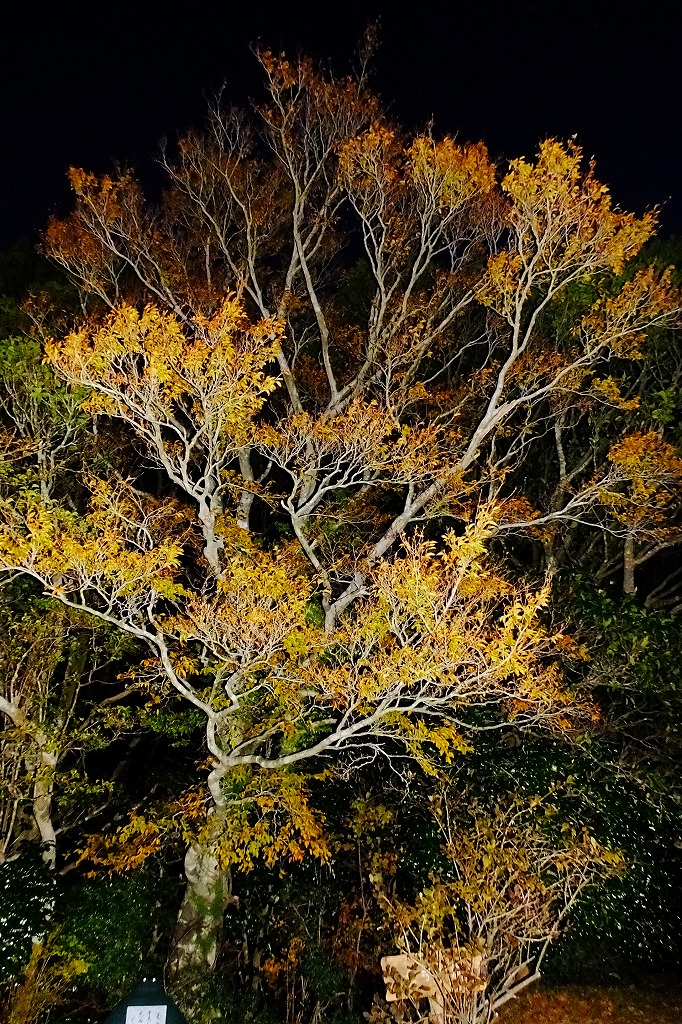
[1,0,680,250]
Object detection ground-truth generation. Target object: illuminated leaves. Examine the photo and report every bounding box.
[255,399,444,511]
[609,431,682,481]
[42,296,286,571]
[589,376,640,411]
[408,137,495,211]
[80,814,163,874]
[603,431,682,532]
[502,139,656,276]
[577,266,678,359]
[477,251,524,319]
[477,141,675,369]
[46,298,281,447]
[0,484,186,605]
[79,769,330,876]
[339,129,494,226]
[213,768,330,871]
[171,543,316,677]
[338,124,401,197]
[370,789,624,1021]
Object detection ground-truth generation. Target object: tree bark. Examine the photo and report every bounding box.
[236,448,255,532]
[33,631,88,871]
[32,746,58,870]
[623,533,637,596]
[167,843,232,988]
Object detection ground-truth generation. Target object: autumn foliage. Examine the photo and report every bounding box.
[1,44,681,1024]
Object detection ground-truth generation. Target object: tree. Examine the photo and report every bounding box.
[0,436,587,984]
[0,281,151,878]
[371,787,621,1024]
[1,47,679,1008]
[43,56,678,599]
[0,594,87,869]
[506,242,682,607]
[0,585,143,873]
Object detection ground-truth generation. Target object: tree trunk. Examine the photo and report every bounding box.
[198,514,222,572]
[623,532,636,595]
[32,747,58,870]
[32,631,88,871]
[167,843,232,988]
[236,448,256,531]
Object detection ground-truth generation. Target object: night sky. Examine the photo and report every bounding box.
[2,0,680,251]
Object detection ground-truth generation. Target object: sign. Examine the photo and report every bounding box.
[104,980,186,1024]
[381,949,486,1023]
[125,1008,168,1024]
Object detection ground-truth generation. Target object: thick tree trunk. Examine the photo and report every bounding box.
[32,631,88,871]
[197,496,223,573]
[167,843,232,987]
[236,448,256,531]
[32,747,58,870]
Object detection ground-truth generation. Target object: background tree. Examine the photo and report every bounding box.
[369,787,621,1024]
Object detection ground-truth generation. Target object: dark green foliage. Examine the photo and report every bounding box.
[545,820,682,982]
[302,944,348,1005]
[0,244,77,340]
[0,851,57,983]
[540,582,682,981]
[58,874,178,1000]
[570,581,682,772]
[181,976,279,1024]
[137,705,206,743]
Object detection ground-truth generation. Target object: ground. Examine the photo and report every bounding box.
[497,982,682,1024]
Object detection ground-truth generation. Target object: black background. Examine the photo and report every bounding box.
[2,0,680,249]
